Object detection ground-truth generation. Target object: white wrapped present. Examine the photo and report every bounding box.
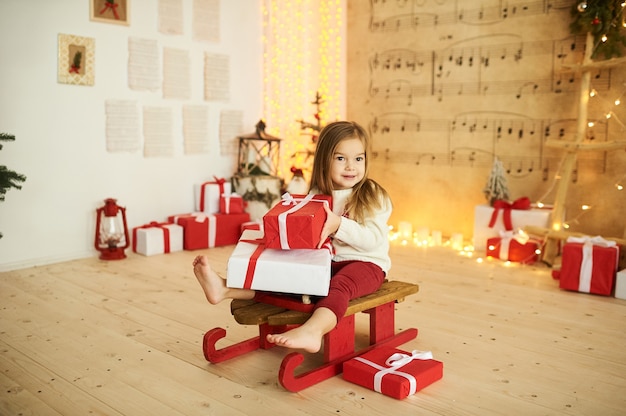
[194,177,232,214]
[226,229,331,296]
[473,201,552,251]
[133,222,183,256]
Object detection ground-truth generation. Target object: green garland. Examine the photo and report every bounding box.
[570,1,626,59]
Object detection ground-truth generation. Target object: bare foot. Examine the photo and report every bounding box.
[192,255,227,304]
[266,326,323,353]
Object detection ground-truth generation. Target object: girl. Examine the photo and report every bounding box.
[193,120,392,353]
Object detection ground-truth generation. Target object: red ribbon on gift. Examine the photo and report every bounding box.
[133,222,171,253]
[100,1,120,19]
[488,197,531,231]
[199,176,227,212]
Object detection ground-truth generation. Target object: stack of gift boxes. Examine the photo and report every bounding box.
[132,177,253,256]
[226,193,333,296]
[474,197,548,265]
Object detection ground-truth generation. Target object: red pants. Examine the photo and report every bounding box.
[314,260,385,323]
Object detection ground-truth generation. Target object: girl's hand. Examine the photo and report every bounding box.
[319,204,341,248]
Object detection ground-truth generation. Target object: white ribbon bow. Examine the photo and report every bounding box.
[355,350,433,396]
[498,229,530,261]
[566,236,617,293]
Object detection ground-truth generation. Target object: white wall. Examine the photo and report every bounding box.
[0,0,263,270]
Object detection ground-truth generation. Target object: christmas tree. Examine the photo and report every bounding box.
[570,1,626,59]
[483,157,510,206]
[0,133,27,239]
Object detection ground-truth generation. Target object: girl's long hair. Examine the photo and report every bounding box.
[309,121,390,223]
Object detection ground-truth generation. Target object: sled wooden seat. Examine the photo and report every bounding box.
[202,280,419,392]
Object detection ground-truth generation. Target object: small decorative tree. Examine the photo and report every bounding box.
[483,157,510,206]
[0,133,27,239]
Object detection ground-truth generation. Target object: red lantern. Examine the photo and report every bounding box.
[94,198,130,260]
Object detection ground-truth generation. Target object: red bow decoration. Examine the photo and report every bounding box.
[100,1,120,19]
[488,197,531,231]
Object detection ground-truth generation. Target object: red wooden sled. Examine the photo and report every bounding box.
[202,280,419,392]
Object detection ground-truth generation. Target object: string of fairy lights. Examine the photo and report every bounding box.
[261,0,342,177]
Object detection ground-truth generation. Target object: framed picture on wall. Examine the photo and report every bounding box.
[57,34,95,86]
[90,0,130,25]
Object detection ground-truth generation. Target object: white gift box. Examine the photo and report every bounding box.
[615,269,626,300]
[473,204,552,251]
[226,229,331,296]
[133,223,183,256]
[194,179,232,214]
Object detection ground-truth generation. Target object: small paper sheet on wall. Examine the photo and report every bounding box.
[128,37,160,91]
[163,48,191,99]
[158,0,184,35]
[219,110,242,156]
[105,100,141,153]
[143,106,174,157]
[193,0,220,43]
[183,105,211,154]
[204,53,229,102]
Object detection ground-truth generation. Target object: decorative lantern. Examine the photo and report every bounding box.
[94,198,130,260]
[237,120,282,176]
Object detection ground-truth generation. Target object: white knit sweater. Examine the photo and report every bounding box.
[330,188,392,274]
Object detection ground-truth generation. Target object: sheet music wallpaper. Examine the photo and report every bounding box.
[347,0,626,239]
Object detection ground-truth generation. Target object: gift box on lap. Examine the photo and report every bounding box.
[194,177,231,214]
[486,230,540,264]
[343,346,443,400]
[226,229,331,296]
[176,213,250,250]
[133,222,183,256]
[559,236,620,296]
[220,193,246,214]
[473,198,551,252]
[263,193,332,250]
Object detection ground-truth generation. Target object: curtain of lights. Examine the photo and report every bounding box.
[262,0,343,177]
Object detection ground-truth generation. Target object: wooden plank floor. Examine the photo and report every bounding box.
[1,244,625,415]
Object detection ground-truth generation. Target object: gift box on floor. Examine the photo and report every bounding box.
[486,230,540,264]
[615,269,626,300]
[175,212,250,250]
[559,236,620,296]
[133,222,183,256]
[343,346,443,400]
[194,177,231,214]
[220,192,246,214]
[226,229,331,296]
[263,193,332,250]
[473,199,551,252]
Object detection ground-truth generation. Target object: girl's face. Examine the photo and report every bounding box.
[330,137,366,190]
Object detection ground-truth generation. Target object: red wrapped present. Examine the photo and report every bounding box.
[176,212,250,250]
[486,230,540,264]
[559,236,620,296]
[263,193,332,250]
[343,346,443,399]
[226,229,332,296]
[219,192,246,214]
[132,222,183,256]
[194,176,231,214]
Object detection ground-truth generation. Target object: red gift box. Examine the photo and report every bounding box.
[343,346,443,399]
[240,220,263,233]
[176,212,250,250]
[486,230,540,264]
[263,193,332,250]
[559,236,620,296]
[219,193,246,214]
